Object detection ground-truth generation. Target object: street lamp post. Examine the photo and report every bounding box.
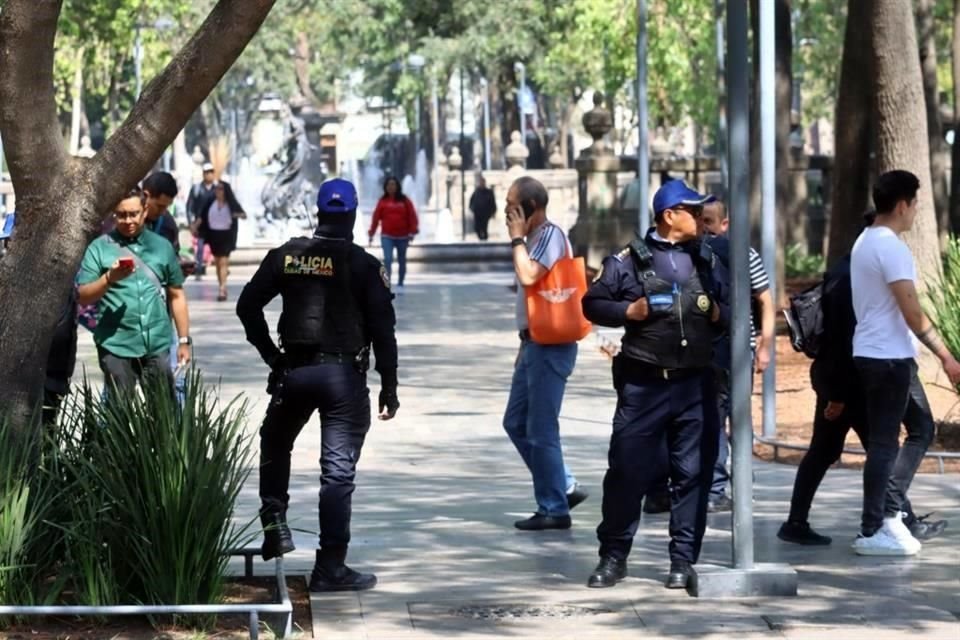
[408,54,426,167]
[480,77,491,170]
[513,62,527,167]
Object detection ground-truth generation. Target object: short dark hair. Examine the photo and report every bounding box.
[873,170,919,214]
[862,208,877,227]
[142,171,179,198]
[512,176,549,211]
[120,186,145,204]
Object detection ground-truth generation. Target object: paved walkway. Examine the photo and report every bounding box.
[75,267,960,639]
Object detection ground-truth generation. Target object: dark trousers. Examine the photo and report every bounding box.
[97,347,173,395]
[855,357,934,536]
[259,362,371,549]
[597,369,719,564]
[787,391,868,523]
[474,213,492,240]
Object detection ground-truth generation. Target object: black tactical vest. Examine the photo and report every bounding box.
[620,240,717,369]
[275,237,365,354]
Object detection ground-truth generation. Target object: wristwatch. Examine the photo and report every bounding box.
[178,336,193,346]
[510,237,525,248]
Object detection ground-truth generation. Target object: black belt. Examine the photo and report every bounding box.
[290,350,355,367]
[620,359,704,381]
[519,329,531,342]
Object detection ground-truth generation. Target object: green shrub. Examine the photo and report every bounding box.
[1,372,256,625]
[927,236,960,361]
[785,243,826,279]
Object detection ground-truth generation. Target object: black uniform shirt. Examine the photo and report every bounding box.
[236,235,398,381]
[583,231,729,329]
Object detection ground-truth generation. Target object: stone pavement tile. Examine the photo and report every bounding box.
[83,269,958,640]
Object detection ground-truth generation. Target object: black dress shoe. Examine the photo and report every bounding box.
[260,512,295,561]
[309,564,377,592]
[777,520,832,546]
[642,492,671,514]
[665,561,692,589]
[587,556,627,588]
[514,513,572,530]
[567,484,589,510]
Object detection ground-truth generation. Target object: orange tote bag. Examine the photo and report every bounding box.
[525,248,593,344]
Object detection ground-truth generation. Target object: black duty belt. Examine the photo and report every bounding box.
[290,350,356,367]
[621,359,704,381]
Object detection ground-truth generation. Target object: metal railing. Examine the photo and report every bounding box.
[0,548,292,640]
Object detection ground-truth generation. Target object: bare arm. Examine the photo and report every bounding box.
[168,286,190,340]
[754,288,775,371]
[168,286,192,366]
[77,260,133,305]
[512,245,549,287]
[890,280,960,387]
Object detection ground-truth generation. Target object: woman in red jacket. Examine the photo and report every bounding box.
[368,176,418,292]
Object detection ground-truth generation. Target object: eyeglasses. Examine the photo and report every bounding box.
[114,210,143,221]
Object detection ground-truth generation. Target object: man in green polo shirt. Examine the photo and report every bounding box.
[78,186,192,392]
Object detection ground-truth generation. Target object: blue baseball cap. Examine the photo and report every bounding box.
[652,180,715,215]
[316,178,359,214]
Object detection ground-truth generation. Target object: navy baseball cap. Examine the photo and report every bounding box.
[652,180,715,214]
[316,178,359,214]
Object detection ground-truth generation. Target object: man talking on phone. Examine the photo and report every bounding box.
[502,176,588,532]
[78,186,191,395]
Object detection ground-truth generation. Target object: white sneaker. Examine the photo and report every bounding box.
[852,527,920,556]
[882,513,922,551]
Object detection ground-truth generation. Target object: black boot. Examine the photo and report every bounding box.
[309,547,377,592]
[587,556,627,588]
[666,561,693,589]
[260,511,295,561]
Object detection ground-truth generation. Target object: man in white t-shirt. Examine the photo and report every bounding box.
[850,169,960,556]
[502,176,587,531]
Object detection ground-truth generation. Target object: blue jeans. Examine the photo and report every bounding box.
[503,339,578,517]
[381,236,409,286]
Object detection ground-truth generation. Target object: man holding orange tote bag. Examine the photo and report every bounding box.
[503,177,592,531]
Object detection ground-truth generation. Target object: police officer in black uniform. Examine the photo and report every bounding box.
[582,180,729,590]
[236,178,398,592]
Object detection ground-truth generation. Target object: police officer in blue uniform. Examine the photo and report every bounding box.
[237,178,398,592]
[582,180,729,590]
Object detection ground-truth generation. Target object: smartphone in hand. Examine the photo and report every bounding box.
[119,257,135,269]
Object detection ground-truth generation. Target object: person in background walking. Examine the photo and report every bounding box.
[187,162,217,278]
[194,181,246,302]
[469,174,497,241]
[368,176,418,294]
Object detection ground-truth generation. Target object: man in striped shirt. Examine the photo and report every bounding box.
[700,200,775,512]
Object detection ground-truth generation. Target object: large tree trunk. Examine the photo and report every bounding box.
[917,0,950,245]
[872,0,941,288]
[0,0,278,435]
[827,0,875,265]
[294,31,321,108]
[951,0,960,235]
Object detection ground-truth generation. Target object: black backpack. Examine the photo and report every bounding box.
[784,279,825,358]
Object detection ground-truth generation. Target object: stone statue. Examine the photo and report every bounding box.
[261,103,314,220]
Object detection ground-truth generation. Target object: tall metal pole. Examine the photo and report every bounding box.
[459,67,466,240]
[636,0,649,233]
[515,62,527,168]
[432,74,440,210]
[481,77,491,171]
[727,0,753,571]
[715,0,728,193]
[760,0,777,439]
[134,25,143,99]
